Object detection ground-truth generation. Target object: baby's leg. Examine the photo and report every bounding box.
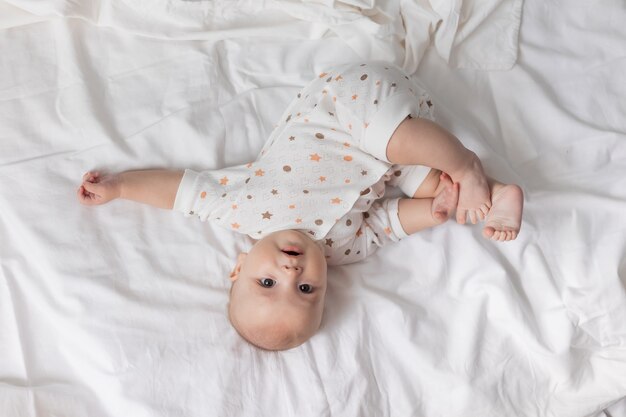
[406,168,523,241]
[387,117,491,225]
[397,173,459,235]
[410,168,449,199]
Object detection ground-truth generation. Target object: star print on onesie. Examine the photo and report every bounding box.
[174,61,435,265]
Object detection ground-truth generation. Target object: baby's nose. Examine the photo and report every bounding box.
[282,265,302,275]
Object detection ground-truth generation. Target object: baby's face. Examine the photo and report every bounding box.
[228,230,328,350]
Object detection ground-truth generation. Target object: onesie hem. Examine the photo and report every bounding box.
[361,92,419,163]
[173,169,200,215]
[397,165,432,197]
[387,197,409,239]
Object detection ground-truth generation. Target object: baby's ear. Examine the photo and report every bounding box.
[229,253,247,281]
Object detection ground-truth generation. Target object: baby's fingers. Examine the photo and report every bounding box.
[80,181,108,204]
[77,185,97,205]
[82,171,100,183]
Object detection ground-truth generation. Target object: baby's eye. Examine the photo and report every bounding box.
[299,284,313,294]
[260,278,275,288]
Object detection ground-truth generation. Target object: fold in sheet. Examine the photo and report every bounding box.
[1,0,625,417]
[3,0,523,71]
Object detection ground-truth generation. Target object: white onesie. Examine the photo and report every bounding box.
[174,61,435,265]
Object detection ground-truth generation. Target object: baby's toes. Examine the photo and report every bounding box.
[482,225,495,239]
[478,205,488,220]
[469,210,478,224]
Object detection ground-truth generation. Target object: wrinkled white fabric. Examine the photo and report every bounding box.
[0,0,625,416]
[2,0,523,72]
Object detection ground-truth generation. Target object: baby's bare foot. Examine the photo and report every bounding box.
[454,156,491,225]
[482,183,523,241]
[432,173,459,223]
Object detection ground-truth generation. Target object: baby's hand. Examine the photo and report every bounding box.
[454,158,491,224]
[77,171,121,206]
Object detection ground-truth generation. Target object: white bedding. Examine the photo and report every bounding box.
[1,1,625,416]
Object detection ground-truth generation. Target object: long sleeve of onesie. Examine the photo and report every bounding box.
[173,167,249,222]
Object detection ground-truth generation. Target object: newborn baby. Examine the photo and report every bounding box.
[78,61,523,350]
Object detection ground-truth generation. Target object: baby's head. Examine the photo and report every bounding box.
[228,229,328,351]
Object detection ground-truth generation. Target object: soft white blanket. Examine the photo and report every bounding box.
[1,0,625,416]
[0,0,522,72]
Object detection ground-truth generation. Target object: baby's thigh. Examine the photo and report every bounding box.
[327,62,434,162]
[332,62,418,121]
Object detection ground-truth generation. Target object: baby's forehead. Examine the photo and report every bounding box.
[230,304,309,350]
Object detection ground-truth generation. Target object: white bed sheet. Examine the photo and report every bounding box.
[1,0,625,416]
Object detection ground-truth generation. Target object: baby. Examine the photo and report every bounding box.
[77,61,523,351]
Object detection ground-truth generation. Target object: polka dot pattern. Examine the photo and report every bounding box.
[177,61,434,266]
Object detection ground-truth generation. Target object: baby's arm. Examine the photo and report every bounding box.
[77,170,183,209]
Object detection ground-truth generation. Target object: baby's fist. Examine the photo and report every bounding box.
[77,171,121,206]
